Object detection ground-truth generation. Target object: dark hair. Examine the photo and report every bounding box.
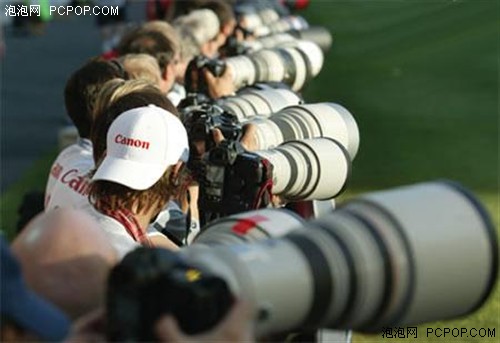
[117,28,176,72]
[64,59,126,138]
[90,89,178,165]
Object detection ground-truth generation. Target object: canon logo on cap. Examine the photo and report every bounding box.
[114,134,151,150]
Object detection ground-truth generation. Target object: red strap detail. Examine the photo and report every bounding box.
[252,158,273,209]
[231,215,268,235]
[100,207,153,247]
[101,50,119,60]
[289,201,315,219]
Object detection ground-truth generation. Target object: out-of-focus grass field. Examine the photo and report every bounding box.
[0,0,498,341]
[301,1,499,342]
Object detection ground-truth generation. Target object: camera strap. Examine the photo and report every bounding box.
[101,207,153,247]
[252,158,274,209]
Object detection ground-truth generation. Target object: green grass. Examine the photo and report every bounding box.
[302,0,498,191]
[0,149,57,240]
[300,1,499,342]
[0,0,498,340]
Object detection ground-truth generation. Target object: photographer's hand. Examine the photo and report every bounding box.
[154,299,255,343]
[204,65,236,99]
[240,123,258,151]
[211,124,258,152]
[64,308,106,343]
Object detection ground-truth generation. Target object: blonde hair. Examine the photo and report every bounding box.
[120,54,163,87]
[93,78,158,122]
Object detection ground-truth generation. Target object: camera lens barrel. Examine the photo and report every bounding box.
[251,102,359,159]
[289,27,333,53]
[221,88,302,122]
[340,181,498,329]
[180,181,497,336]
[256,138,351,201]
[283,103,360,159]
[255,28,332,55]
[194,208,306,245]
[251,118,285,149]
[226,56,258,89]
[225,42,323,91]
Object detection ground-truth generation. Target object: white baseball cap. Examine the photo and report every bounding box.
[92,105,189,190]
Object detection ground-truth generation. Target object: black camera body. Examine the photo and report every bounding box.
[181,101,274,226]
[106,248,234,342]
[182,103,243,176]
[184,55,227,96]
[219,31,253,58]
[183,103,242,150]
[199,140,273,226]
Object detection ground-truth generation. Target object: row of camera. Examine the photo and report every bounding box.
[106,2,498,342]
[181,87,359,225]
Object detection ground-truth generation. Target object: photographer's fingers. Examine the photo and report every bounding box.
[155,300,255,343]
[212,128,226,144]
[211,299,255,342]
[65,308,106,343]
[203,66,236,99]
[240,123,258,151]
[202,68,218,99]
[155,316,191,343]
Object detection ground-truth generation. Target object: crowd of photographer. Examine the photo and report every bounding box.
[1,0,498,342]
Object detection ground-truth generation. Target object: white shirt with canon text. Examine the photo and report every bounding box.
[45,139,94,211]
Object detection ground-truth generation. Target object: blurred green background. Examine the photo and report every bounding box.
[301,1,498,342]
[0,0,498,341]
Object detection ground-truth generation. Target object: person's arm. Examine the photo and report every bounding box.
[148,231,180,251]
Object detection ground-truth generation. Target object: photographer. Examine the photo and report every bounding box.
[2,235,255,342]
[11,209,118,320]
[117,27,178,96]
[173,9,220,58]
[173,8,237,99]
[45,59,127,211]
[140,20,188,105]
[1,237,71,342]
[88,89,189,258]
[182,0,237,54]
[92,80,196,245]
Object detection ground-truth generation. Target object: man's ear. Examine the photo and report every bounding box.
[159,67,172,94]
[161,66,169,81]
[169,161,185,186]
[222,22,234,37]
